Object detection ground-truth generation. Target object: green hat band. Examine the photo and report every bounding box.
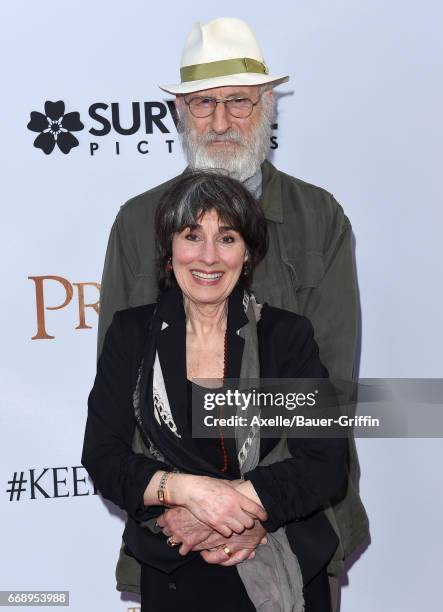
[180,57,268,83]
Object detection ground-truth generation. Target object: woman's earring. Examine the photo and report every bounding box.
[242,261,249,277]
[166,257,173,273]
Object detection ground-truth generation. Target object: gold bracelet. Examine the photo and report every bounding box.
[157,471,172,504]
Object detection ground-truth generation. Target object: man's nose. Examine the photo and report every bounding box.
[210,101,231,134]
[199,239,219,265]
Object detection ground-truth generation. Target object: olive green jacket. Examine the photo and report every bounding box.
[97,160,369,589]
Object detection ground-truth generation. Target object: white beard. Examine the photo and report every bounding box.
[178,94,274,182]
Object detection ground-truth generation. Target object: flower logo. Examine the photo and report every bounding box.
[27,101,84,155]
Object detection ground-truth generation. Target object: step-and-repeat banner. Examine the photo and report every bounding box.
[2,2,442,611]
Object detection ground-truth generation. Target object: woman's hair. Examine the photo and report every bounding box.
[155,170,268,290]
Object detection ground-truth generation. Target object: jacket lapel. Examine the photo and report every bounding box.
[138,285,249,473]
[225,285,248,378]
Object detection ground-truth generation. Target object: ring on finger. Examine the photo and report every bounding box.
[166,536,178,547]
[222,544,232,558]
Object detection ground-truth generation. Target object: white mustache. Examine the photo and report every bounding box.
[200,131,243,145]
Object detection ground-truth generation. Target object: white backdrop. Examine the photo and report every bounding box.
[1,1,442,610]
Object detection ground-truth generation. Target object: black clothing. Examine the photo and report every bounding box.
[140,558,331,612]
[304,567,332,611]
[82,286,347,595]
[140,555,256,612]
[138,373,332,612]
[186,379,239,477]
[139,380,257,612]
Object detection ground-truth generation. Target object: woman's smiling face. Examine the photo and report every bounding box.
[171,208,248,306]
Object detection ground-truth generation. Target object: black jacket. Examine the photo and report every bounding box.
[82,286,348,584]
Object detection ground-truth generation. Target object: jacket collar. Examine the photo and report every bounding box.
[261,159,284,223]
[157,284,249,332]
[156,284,186,326]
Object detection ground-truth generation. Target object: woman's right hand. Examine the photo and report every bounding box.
[167,474,268,537]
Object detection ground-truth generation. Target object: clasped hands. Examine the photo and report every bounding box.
[156,475,268,566]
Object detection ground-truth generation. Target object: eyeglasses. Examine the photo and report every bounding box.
[183,95,261,118]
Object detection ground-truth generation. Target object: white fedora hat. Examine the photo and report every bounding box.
[159,17,289,95]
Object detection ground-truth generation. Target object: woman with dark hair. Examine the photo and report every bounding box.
[82,171,347,612]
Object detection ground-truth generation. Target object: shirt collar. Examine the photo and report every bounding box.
[243,168,263,199]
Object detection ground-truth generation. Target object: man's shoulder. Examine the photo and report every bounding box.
[283,169,345,214]
[278,166,333,196]
[267,162,348,226]
[117,172,182,221]
[264,163,352,250]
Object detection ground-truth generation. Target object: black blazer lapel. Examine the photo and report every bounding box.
[137,285,251,478]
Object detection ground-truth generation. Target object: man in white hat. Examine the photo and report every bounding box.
[97,17,369,609]
[159,17,288,187]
